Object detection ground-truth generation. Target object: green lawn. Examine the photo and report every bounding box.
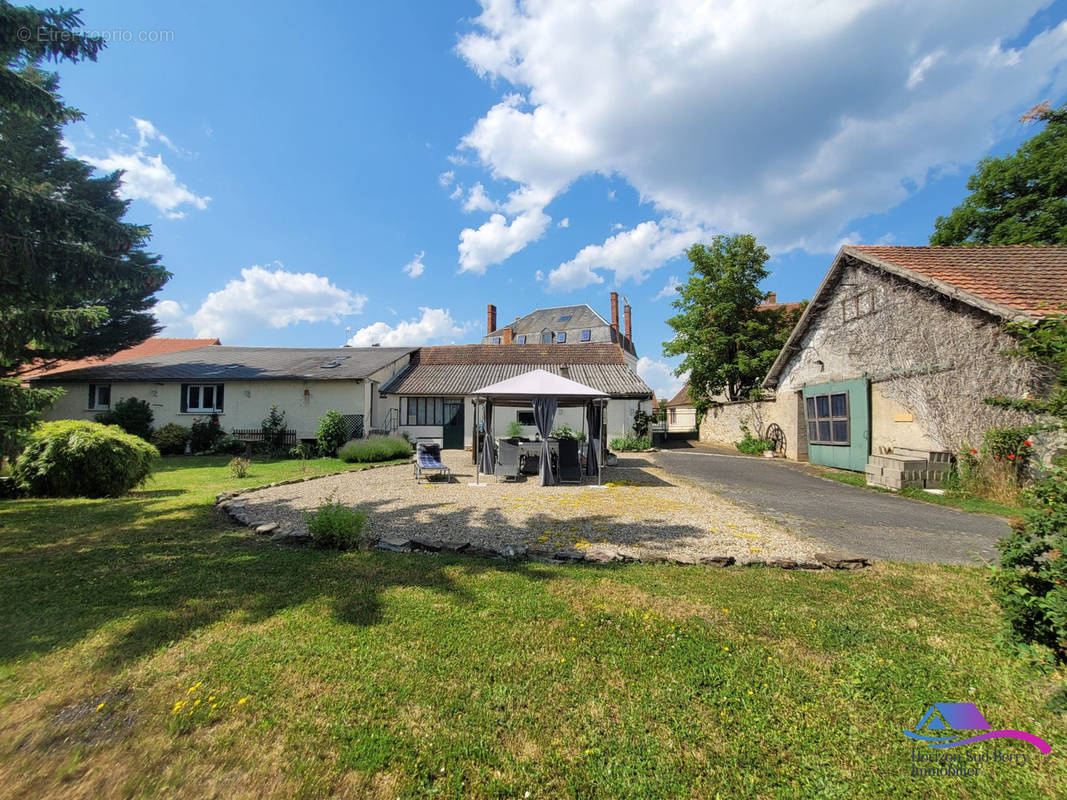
[0,456,1063,798]
[815,467,1026,520]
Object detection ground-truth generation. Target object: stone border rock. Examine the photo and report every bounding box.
[214,460,410,545]
[213,460,869,571]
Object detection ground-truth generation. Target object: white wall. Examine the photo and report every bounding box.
[378,394,650,448]
[40,379,365,440]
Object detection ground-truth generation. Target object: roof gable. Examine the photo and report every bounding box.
[763,245,1067,388]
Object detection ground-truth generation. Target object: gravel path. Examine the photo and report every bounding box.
[232,451,820,565]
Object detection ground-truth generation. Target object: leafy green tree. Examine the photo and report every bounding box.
[931,103,1067,246]
[0,4,169,456]
[663,235,803,410]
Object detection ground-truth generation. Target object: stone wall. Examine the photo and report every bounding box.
[774,257,1043,452]
[699,395,807,461]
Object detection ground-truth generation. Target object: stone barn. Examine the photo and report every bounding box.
[702,246,1066,481]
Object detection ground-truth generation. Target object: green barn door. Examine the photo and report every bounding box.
[802,378,869,471]
[442,399,464,450]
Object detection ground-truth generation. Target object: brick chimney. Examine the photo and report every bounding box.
[764,292,776,305]
[501,327,513,344]
[610,292,619,335]
[487,303,497,335]
[623,302,632,340]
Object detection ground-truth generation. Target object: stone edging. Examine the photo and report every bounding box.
[371,536,867,570]
[213,460,869,570]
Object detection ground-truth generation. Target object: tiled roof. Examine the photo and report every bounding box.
[381,344,651,397]
[847,245,1067,317]
[30,346,414,383]
[666,383,693,407]
[18,337,221,379]
[758,300,805,313]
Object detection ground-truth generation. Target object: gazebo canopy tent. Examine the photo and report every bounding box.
[472,369,609,486]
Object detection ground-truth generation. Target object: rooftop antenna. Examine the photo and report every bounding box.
[343,326,351,347]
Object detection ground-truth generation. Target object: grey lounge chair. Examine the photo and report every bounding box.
[558,438,581,484]
[414,441,451,483]
[494,440,520,481]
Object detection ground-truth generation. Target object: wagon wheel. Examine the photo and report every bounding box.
[765,423,786,454]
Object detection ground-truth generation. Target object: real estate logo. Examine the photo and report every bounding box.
[904,703,1050,751]
[904,702,1050,777]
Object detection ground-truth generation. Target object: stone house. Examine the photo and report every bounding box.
[482,292,638,366]
[701,245,1067,476]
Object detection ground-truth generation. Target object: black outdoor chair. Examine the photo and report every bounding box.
[557,438,581,484]
[495,441,521,481]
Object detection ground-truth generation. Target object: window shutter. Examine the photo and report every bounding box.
[215,384,224,412]
[88,385,95,408]
[180,384,188,413]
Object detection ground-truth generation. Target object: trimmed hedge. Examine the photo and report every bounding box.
[14,420,159,497]
[151,423,190,455]
[338,437,412,463]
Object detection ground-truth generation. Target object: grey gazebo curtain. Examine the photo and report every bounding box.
[585,400,602,476]
[479,399,495,474]
[533,396,558,486]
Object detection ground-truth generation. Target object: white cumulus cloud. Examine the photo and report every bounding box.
[652,275,682,301]
[75,117,210,219]
[636,357,688,402]
[189,264,366,341]
[547,220,705,292]
[458,207,551,273]
[457,1,1067,255]
[152,299,192,336]
[346,307,471,347]
[403,250,426,278]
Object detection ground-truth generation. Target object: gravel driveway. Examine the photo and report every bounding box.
[232,450,820,564]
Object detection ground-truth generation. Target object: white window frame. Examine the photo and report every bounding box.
[187,384,222,413]
[88,384,111,410]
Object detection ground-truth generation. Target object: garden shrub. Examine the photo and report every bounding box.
[151,423,190,455]
[609,436,652,451]
[631,409,652,438]
[190,414,222,453]
[289,442,316,460]
[338,436,412,463]
[505,420,523,438]
[735,423,773,455]
[951,428,1037,504]
[13,420,158,497]
[93,396,154,440]
[316,410,348,457]
[210,435,246,456]
[304,495,368,550]
[228,457,250,479]
[991,467,1067,665]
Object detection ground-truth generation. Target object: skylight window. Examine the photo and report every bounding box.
[558,315,572,322]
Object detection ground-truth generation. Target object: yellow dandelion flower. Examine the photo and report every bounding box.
[237,697,248,705]
[95,702,105,712]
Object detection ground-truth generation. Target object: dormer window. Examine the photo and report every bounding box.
[580,329,591,342]
[541,331,554,344]
[557,332,567,343]
[516,334,527,344]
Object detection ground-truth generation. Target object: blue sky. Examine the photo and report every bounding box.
[51,0,1067,398]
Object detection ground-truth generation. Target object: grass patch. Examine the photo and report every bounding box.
[816,467,1025,519]
[0,456,1063,797]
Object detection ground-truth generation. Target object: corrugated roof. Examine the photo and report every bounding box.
[18,337,221,379]
[30,346,414,383]
[381,363,652,397]
[849,245,1067,317]
[418,343,629,366]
